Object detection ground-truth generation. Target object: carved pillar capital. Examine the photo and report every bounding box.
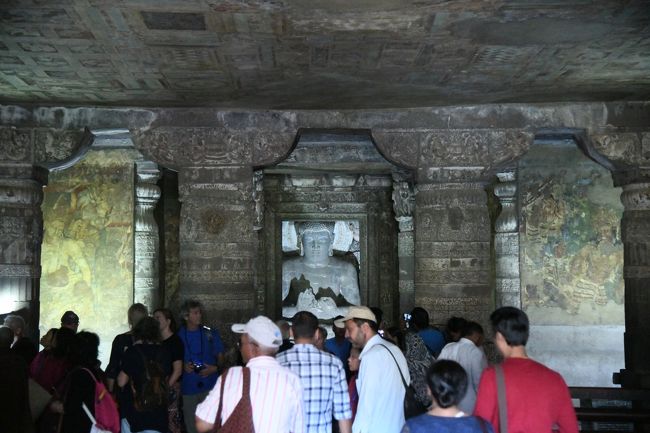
[620,182,650,211]
[494,171,518,233]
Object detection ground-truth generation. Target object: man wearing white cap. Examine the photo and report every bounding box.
[195,316,305,433]
[335,306,410,433]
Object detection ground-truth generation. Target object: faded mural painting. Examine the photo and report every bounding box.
[519,143,624,326]
[40,149,138,365]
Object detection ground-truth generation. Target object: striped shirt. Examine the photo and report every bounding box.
[276,344,352,433]
[195,356,305,433]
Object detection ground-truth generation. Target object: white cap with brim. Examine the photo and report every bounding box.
[232,316,283,348]
[333,306,376,328]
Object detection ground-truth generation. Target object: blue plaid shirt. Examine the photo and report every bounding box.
[277,344,352,433]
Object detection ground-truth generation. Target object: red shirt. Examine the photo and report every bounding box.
[474,357,578,433]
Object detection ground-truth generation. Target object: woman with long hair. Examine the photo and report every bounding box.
[154,308,184,433]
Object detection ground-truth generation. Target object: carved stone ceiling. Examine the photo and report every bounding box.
[1,0,649,110]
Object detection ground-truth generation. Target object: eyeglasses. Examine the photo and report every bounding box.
[236,338,258,349]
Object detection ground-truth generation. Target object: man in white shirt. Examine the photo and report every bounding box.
[335,306,409,433]
[437,320,488,413]
[195,316,305,433]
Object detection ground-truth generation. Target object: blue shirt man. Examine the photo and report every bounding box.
[178,301,224,433]
[325,321,352,366]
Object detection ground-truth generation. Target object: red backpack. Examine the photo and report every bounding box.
[81,368,121,433]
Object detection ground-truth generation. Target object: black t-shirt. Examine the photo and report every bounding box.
[162,333,183,363]
[121,343,172,433]
[106,332,134,380]
[62,368,96,433]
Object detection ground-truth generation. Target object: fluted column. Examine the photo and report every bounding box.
[392,178,416,314]
[618,181,650,388]
[134,160,161,310]
[494,171,521,308]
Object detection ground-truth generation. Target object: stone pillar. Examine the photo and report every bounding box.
[0,126,86,340]
[585,130,650,388]
[414,181,492,326]
[134,160,161,309]
[392,178,415,314]
[178,166,256,326]
[618,181,650,388]
[0,167,47,336]
[493,171,521,308]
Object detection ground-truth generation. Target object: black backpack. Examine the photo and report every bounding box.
[131,346,168,412]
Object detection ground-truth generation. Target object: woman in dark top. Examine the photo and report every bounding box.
[154,308,184,433]
[401,360,493,433]
[118,316,171,433]
[54,332,102,433]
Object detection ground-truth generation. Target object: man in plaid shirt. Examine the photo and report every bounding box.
[277,311,352,433]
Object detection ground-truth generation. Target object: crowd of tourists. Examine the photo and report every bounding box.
[1,302,579,433]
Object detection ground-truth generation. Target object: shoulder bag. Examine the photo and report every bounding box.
[213,367,255,433]
[378,344,427,419]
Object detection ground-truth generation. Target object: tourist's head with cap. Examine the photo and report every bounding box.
[232,316,283,362]
[60,310,80,333]
[334,306,378,350]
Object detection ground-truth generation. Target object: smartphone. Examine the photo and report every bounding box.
[403,313,411,328]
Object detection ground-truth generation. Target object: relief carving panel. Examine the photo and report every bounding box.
[371,130,421,168]
[133,127,295,169]
[0,127,85,165]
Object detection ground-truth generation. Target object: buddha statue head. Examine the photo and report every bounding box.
[298,222,334,262]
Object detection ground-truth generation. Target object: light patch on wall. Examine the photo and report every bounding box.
[519,143,624,326]
[40,148,139,367]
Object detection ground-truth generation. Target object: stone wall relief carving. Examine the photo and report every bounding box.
[252,170,265,231]
[132,127,295,169]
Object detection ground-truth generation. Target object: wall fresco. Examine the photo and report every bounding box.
[40,149,138,366]
[519,143,624,325]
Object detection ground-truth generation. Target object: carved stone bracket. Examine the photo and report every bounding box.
[0,126,88,168]
[373,128,533,182]
[134,160,162,310]
[493,170,521,308]
[132,127,295,170]
[585,131,650,186]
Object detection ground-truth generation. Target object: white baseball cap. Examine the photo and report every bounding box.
[231,316,283,348]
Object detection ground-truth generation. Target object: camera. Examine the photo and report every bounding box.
[191,361,206,373]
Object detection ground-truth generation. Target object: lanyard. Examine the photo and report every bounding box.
[184,327,204,361]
